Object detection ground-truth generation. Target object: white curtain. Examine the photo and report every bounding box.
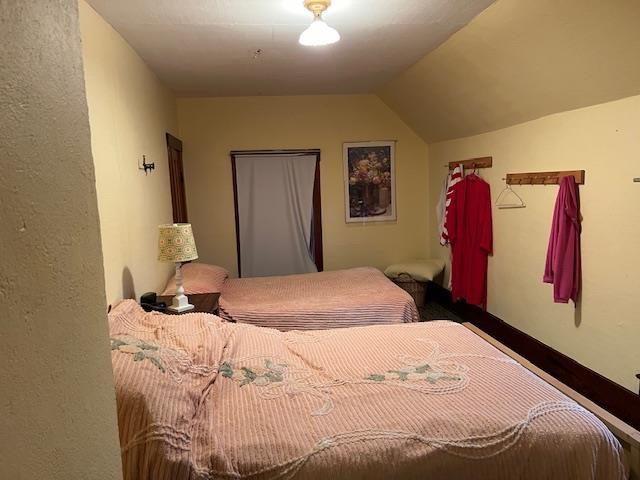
[235,154,318,277]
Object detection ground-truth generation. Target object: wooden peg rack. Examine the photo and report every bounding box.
[506,170,585,185]
[449,156,493,170]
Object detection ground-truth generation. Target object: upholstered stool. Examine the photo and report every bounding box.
[384,260,445,307]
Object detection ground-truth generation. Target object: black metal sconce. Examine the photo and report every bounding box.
[139,155,155,175]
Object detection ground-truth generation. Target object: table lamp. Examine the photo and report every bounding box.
[158,223,199,312]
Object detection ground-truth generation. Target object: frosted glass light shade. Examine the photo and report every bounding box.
[299,17,340,46]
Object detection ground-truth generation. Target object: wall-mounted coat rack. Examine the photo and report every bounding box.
[448,156,493,170]
[505,170,585,185]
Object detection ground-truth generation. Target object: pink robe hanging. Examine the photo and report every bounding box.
[543,176,581,304]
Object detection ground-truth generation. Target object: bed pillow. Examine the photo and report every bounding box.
[162,263,229,295]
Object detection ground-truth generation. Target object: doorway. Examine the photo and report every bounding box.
[231,149,323,277]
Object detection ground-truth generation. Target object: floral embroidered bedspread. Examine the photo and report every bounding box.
[108,300,627,480]
[218,267,419,330]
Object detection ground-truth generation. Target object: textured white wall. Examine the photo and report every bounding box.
[0,1,123,478]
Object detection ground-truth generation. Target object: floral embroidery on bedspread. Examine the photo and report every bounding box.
[218,356,336,416]
[366,363,462,384]
[111,336,165,372]
[219,359,286,386]
[111,335,218,383]
[362,338,471,393]
[218,346,473,416]
[362,357,468,394]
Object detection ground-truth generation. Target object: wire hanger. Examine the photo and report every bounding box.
[465,162,479,177]
[495,181,526,209]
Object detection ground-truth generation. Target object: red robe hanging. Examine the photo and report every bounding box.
[446,174,492,309]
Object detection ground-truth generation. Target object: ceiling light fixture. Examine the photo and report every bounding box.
[299,0,340,47]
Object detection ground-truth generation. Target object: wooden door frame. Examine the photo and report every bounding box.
[166,133,188,223]
[230,149,323,277]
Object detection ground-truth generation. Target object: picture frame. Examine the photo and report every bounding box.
[343,141,396,223]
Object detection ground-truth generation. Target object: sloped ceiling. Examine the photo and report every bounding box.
[378,0,640,143]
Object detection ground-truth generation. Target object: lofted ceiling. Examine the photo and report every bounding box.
[85,0,495,97]
[378,0,640,142]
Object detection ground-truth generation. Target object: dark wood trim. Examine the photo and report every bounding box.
[166,133,188,223]
[426,282,640,430]
[312,154,323,271]
[230,149,324,277]
[230,155,242,277]
[166,132,182,152]
[230,149,320,156]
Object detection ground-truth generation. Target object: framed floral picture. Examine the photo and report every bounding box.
[343,141,396,223]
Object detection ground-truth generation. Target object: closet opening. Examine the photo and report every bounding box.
[231,149,323,278]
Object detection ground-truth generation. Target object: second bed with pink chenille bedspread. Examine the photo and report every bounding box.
[163,265,420,331]
[218,267,419,330]
[108,301,627,480]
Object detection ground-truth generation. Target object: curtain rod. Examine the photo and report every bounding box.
[230,149,320,156]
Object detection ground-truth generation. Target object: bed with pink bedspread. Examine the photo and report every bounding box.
[109,300,627,480]
[163,264,419,330]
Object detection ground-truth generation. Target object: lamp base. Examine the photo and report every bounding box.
[167,293,194,313]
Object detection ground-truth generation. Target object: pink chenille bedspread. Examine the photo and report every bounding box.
[219,267,419,330]
[108,301,627,480]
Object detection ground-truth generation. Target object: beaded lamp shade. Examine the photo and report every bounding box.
[158,223,198,262]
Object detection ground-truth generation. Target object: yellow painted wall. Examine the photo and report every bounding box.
[379,0,640,142]
[428,95,640,391]
[80,0,178,305]
[0,1,122,477]
[177,95,430,276]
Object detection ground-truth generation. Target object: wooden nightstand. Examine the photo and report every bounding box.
[156,293,220,316]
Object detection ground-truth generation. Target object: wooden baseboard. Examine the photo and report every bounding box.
[426,282,640,431]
